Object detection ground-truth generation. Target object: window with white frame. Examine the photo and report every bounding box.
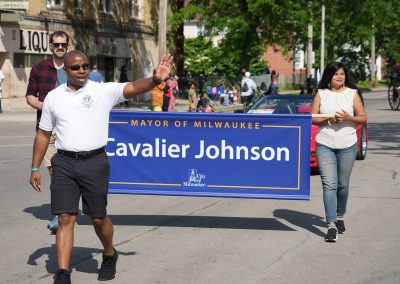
[294,50,304,70]
[131,0,143,19]
[47,0,65,8]
[99,0,113,13]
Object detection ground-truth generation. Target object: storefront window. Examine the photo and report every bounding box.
[14,53,49,68]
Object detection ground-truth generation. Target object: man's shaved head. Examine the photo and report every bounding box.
[64,50,88,66]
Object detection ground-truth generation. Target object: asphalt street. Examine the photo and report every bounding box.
[0,89,399,284]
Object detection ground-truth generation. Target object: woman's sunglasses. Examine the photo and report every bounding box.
[65,63,90,71]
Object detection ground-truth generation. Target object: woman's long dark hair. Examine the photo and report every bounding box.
[317,62,364,104]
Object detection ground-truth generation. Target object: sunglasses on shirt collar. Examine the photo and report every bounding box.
[65,63,90,71]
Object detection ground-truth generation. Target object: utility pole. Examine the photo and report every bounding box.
[370,32,376,87]
[307,24,313,77]
[306,2,313,78]
[158,0,167,61]
[320,4,325,73]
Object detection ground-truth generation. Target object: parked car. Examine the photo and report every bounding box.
[244,94,368,173]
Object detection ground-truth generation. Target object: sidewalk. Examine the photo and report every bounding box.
[122,98,241,113]
[0,110,37,122]
[0,98,242,123]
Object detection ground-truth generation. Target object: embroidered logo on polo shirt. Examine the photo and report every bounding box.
[82,95,94,108]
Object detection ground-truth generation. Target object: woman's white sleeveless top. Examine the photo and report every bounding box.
[316,87,357,149]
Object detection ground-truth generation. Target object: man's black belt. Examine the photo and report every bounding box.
[57,147,105,160]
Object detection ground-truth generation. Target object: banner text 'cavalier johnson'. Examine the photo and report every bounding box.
[107,111,311,200]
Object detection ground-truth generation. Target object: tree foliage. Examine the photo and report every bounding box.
[182,0,309,75]
[310,1,400,79]
[165,0,400,81]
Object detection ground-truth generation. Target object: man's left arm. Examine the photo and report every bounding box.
[123,54,174,99]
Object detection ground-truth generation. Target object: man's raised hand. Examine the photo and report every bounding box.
[153,54,174,84]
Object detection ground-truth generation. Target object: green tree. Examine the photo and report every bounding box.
[359,0,400,72]
[184,37,215,75]
[186,0,309,74]
[313,1,400,81]
[166,0,400,83]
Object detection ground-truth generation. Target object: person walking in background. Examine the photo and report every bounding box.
[162,82,171,112]
[241,71,257,109]
[29,50,174,283]
[0,68,4,113]
[206,84,213,100]
[267,70,279,95]
[25,30,70,234]
[306,74,315,95]
[311,62,367,242]
[119,65,129,107]
[167,74,179,112]
[198,73,205,94]
[119,65,129,83]
[89,64,104,83]
[188,83,197,112]
[211,84,217,100]
[151,81,166,111]
[216,82,225,105]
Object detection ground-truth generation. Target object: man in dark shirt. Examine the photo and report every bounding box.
[306,75,315,95]
[25,30,69,233]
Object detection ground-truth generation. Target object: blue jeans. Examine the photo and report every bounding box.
[316,143,357,222]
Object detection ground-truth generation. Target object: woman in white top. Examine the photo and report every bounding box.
[311,62,367,242]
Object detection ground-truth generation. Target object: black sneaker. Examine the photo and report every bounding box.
[98,248,118,281]
[336,218,346,234]
[54,269,71,284]
[325,226,338,242]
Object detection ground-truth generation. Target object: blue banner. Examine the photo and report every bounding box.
[107,111,311,200]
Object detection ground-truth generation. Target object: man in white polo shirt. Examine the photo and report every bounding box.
[29,50,174,284]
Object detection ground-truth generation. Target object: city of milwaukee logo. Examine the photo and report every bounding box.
[183,169,206,187]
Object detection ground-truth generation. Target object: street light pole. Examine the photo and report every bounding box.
[306,2,313,78]
[320,4,325,73]
[307,24,313,77]
[370,31,376,87]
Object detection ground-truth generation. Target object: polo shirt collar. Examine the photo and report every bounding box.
[64,80,91,94]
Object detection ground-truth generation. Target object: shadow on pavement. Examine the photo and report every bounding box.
[24,204,297,231]
[86,214,296,231]
[28,244,135,275]
[23,203,53,220]
[28,245,101,274]
[273,209,326,237]
[23,204,82,221]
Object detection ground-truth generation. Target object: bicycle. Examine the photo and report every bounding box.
[242,88,267,113]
